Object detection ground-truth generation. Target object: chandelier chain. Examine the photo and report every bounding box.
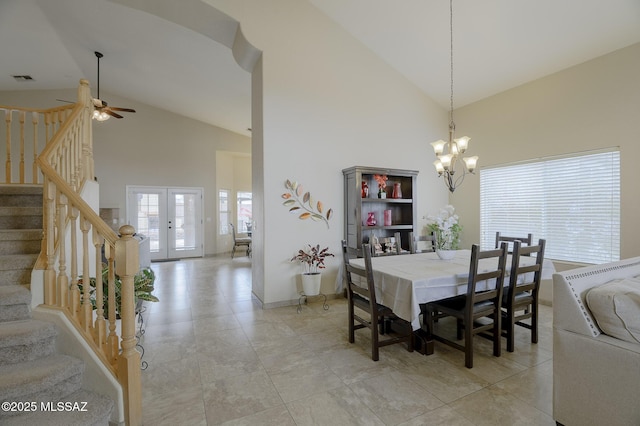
[449,0,454,128]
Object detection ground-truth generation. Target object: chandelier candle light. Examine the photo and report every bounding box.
[431,0,478,193]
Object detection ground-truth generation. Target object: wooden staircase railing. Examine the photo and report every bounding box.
[1,80,142,425]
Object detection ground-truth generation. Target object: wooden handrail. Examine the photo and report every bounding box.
[3,80,142,425]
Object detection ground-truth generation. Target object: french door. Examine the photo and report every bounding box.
[127,186,203,260]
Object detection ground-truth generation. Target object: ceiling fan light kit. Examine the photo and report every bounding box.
[91,51,136,121]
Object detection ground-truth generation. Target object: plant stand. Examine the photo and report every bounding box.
[297,291,329,313]
[135,302,148,370]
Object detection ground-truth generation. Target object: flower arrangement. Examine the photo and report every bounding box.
[291,244,334,275]
[373,174,388,198]
[426,205,462,250]
[373,174,388,190]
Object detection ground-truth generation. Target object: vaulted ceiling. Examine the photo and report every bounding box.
[2,0,639,136]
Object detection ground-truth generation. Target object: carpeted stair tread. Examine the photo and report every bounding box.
[0,206,43,216]
[0,319,57,348]
[0,229,43,240]
[0,230,42,256]
[0,354,85,402]
[1,388,114,426]
[0,253,39,271]
[0,320,57,364]
[0,285,31,306]
[0,184,43,195]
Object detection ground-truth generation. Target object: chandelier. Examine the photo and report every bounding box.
[431,0,478,193]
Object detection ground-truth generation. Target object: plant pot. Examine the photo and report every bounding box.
[436,249,456,260]
[301,273,322,296]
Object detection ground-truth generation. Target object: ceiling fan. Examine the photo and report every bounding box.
[91,51,135,121]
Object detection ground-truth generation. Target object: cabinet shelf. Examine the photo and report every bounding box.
[362,225,413,230]
[361,198,413,204]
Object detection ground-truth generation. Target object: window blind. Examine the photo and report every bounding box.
[480,149,620,263]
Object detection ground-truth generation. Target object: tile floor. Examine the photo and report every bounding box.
[139,255,555,425]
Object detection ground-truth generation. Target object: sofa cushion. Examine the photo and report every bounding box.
[586,278,640,344]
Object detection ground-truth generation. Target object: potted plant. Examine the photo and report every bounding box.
[79,265,159,319]
[291,244,334,295]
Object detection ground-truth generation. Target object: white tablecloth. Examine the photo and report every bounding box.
[349,250,555,330]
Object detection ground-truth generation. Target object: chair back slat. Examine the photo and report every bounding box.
[505,239,546,301]
[343,242,377,306]
[466,243,508,304]
[495,232,533,253]
[409,231,436,254]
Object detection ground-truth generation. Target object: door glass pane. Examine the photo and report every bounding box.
[237,191,252,232]
[136,193,160,253]
[174,193,198,251]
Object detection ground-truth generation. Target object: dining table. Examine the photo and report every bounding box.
[348,249,556,332]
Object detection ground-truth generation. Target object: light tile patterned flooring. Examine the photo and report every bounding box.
[140,255,555,425]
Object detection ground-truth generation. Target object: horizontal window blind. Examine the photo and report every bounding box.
[480,149,620,263]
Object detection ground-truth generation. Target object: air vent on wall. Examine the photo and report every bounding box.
[12,75,34,82]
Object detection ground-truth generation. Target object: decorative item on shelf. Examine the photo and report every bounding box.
[430,0,479,193]
[291,244,334,296]
[371,233,384,255]
[282,179,333,228]
[373,174,388,198]
[361,180,369,198]
[379,236,397,254]
[392,182,402,199]
[366,212,377,226]
[384,209,392,226]
[426,204,462,260]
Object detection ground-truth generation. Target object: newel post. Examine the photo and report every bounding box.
[115,225,141,426]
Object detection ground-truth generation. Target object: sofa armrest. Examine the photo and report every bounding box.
[553,328,640,426]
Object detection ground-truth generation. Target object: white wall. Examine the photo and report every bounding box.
[206,0,450,305]
[0,88,251,256]
[450,42,640,261]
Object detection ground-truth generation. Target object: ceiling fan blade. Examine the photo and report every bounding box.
[108,106,136,113]
[104,109,123,119]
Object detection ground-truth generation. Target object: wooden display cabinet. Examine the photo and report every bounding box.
[342,166,418,254]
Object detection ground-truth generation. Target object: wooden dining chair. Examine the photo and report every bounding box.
[501,239,546,352]
[341,240,413,361]
[409,232,436,254]
[495,231,533,253]
[229,223,251,259]
[424,243,508,368]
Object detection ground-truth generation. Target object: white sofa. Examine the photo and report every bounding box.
[553,257,640,426]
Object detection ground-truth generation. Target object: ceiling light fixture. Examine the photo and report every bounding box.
[91,51,136,121]
[431,0,478,193]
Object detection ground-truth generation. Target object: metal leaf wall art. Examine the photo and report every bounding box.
[282,179,333,228]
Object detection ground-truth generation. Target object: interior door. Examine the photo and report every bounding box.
[127,186,203,260]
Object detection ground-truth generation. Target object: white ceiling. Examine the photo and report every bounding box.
[2,0,640,137]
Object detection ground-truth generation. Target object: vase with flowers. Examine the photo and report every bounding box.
[291,244,334,295]
[373,174,388,198]
[426,205,462,260]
